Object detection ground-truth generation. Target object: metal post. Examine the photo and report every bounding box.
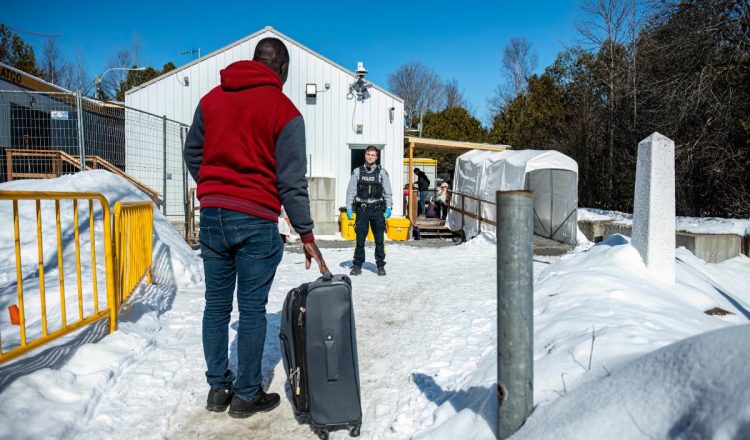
[478,199,482,231]
[162,116,167,216]
[408,142,414,222]
[76,91,86,170]
[496,190,534,439]
[461,193,465,230]
[180,126,188,242]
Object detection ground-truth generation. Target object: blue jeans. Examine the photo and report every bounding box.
[419,190,428,215]
[199,207,283,400]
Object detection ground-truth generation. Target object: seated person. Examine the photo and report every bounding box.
[435,182,450,220]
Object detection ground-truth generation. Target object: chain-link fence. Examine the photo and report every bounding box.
[0,90,193,238]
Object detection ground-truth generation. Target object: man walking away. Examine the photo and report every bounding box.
[184,37,329,420]
[345,146,393,276]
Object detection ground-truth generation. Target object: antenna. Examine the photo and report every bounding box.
[180,48,201,59]
[8,26,60,39]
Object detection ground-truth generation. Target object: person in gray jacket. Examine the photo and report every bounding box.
[345,146,393,276]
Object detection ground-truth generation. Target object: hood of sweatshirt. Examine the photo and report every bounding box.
[220,60,282,92]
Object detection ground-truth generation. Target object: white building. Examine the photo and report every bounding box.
[125,26,404,233]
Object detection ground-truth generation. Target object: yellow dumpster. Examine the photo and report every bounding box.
[339,213,374,240]
[386,217,410,241]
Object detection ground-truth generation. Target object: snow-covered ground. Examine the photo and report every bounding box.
[0,171,749,439]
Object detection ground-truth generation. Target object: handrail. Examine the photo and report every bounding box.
[4,149,161,206]
[447,189,497,228]
[81,156,161,206]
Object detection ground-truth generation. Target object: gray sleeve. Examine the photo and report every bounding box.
[275,115,314,241]
[184,104,204,182]
[345,168,359,209]
[381,168,393,208]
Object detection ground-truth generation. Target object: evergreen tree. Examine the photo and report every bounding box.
[418,106,488,170]
[114,62,176,101]
[488,74,565,149]
[0,24,39,76]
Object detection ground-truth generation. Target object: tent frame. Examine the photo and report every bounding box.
[404,136,509,226]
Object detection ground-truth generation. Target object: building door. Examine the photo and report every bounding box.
[349,144,385,172]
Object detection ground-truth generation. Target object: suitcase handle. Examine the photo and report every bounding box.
[322,271,333,282]
[324,330,339,381]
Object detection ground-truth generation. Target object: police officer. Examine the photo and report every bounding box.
[345,146,393,276]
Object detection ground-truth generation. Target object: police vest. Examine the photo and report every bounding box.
[356,165,383,200]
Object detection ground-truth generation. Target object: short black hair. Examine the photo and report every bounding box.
[365,145,379,154]
[414,167,421,173]
[253,38,289,75]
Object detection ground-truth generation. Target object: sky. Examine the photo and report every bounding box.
[1,171,749,439]
[4,0,581,122]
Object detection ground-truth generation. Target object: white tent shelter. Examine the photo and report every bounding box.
[447,150,578,244]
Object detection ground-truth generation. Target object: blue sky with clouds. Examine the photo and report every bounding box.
[5,0,581,122]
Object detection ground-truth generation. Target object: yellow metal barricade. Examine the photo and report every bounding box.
[0,191,117,364]
[114,201,153,309]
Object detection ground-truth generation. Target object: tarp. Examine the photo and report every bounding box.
[446,149,579,244]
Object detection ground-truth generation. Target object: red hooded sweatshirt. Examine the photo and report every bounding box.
[184,60,315,243]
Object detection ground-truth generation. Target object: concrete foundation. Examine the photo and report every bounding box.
[578,219,615,243]
[676,232,743,264]
[604,223,633,238]
[577,219,745,264]
[308,176,337,236]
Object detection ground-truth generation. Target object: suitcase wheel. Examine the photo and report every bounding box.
[313,427,329,440]
[349,425,361,437]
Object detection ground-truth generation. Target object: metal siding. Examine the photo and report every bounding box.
[125,29,405,220]
[321,60,331,179]
[317,58,327,176]
[309,54,320,176]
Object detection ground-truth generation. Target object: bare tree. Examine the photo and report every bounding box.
[98,34,144,98]
[575,0,634,51]
[488,37,537,116]
[575,0,637,195]
[444,78,466,109]
[626,0,642,126]
[64,50,89,92]
[503,37,538,97]
[131,32,142,67]
[97,48,135,98]
[39,38,68,85]
[637,0,750,216]
[387,61,445,125]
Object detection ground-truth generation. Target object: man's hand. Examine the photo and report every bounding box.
[384,207,392,219]
[346,208,353,220]
[303,241,329,274]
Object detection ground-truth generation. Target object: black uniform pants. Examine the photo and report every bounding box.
[353,204,386,268]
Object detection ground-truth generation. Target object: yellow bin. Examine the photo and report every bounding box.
[386,217,410,241]
[340,213,374,240]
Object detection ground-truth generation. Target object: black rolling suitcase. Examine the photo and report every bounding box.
[279,272,362,439]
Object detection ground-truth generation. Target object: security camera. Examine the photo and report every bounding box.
[348,62,372,101]
[355,61,368,79]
